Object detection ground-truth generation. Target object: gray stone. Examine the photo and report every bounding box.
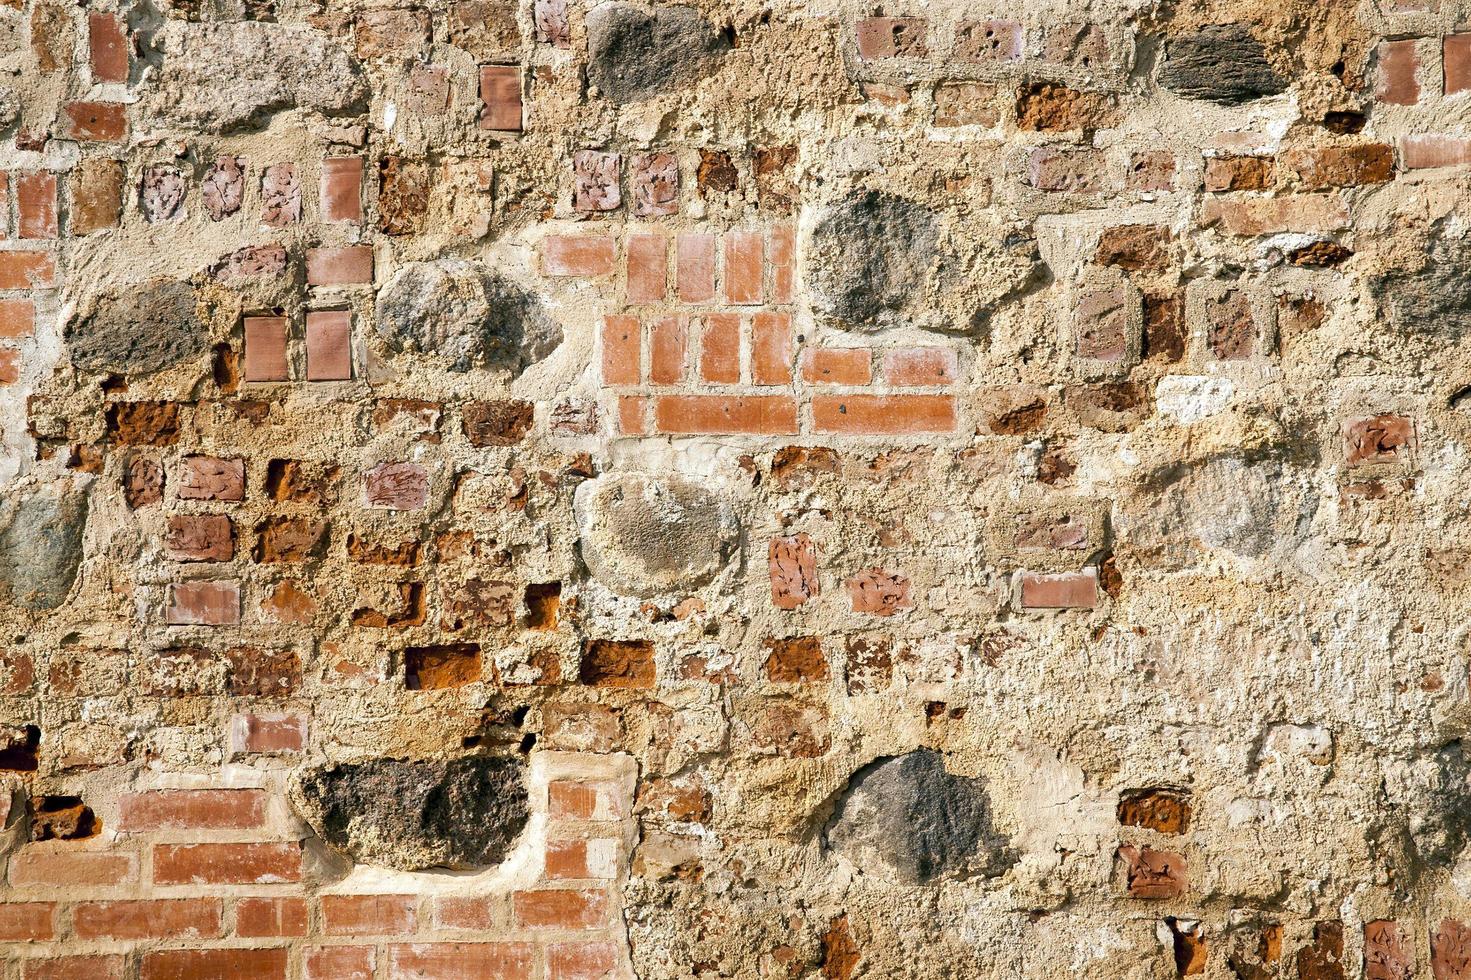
[0,488,88,612]
[292,756,529,871]
[824,749,1012,884]
[376,260,561,374]
[807,190,940,332]
[66,279,208,376]
[1395,741,1471,869]
[586,3,730,102]
[0,88,19,131]
[148,21,369,133]
[574,472,738,598]
[1158,25,1287,104]
[1378,222,1471,339]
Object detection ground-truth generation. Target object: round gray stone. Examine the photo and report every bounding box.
[586,3,730,103]
[0,488,87,612]
[807,190,940,333]
[66,279,208,376]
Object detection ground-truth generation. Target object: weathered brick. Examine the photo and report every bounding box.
[386,944,533,980]
[811,395,956,435]
[698,313,740,383]
[802,348,871,385]
[165,514,234,562]
[322,894,418,935]
[153,842,302,885]
[627,234,668,303]
[0,903,54,941]
[24,956,126,980]
[1376,39,1420,105]
[118,788,267,831]
[244,315,290,382]
[16,173,57,239]
[139,948,287,980]
[544,236,617,277]
[480,65,523,131]
[306,246,374,286]
[235,897,309,938]
[321,156,364,223]
[306,947,375,980]
[655,395,798,435]
[677,232,717,302]
[513,889,609,929]
[856,17,927,59]
[73,899,222,939]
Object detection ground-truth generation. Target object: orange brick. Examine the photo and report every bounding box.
[73,899,221,940]
[751,311,792,385]
[544,236,616,277]
[0,903,54,941]
[548,942,620,980]
[140,947,287,980]
[117,789,267,831]
[513,889,609,929]
[24,956,125,980]
[436,896,498,931]
[649,315,687,385]
[9,849,134,887]
[769,225,795,304]
[322,894,418,936]
[0,251,56,289]
[306,246,373,285]
[236,897,309,937]
[655,395,798,435]
[882,347,957,386]
[677,232,716,302]
[699,313,740,383]
[618,395,649,435]
[1376,39,1420,105]
[548,781,597,819]
[627,233,667,303]
[801,348,870,385]
[153,842,302,885]
[545,839,589,878]
[480,65,523,131]
[16,173,57,239]
[62,102,128,141]
[305,946,375,980]
[387,943,533,980]
[1020,570,1098,609]
[811,394,956,434]
[0,348,19,385]
[0,298,36,338]
[601,315,641,385]
[723,230,764,304]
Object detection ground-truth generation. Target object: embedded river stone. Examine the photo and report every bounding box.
[0,488,88,612]
[807,190,940,332]
[66,279,207,376]
[825,749,1012,884]
[293,756,529,871]
[1158,25,1287,104]
[574,472,738,597]
[376,260,562,374]
[586,3,730,102]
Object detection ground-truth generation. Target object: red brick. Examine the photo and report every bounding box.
[655,395,798,435]
[1432,919,1471,980]
[243,315,289,382]
[1201,195,1350,235]
[25,956,125,980]
[650,315,687,385]
[306,309,353,380]
[89,13,128,82]
[627,233,668,303]
[513,889,608,929]
[544,236,616,277]
[63,102,128,141]
[166,580,241,626]
[73,899,221,940]
[1403,134,1471,169]
[165,514,234,562]
[955,19,1022,62]
[1447,34,1471,95]
[1020,570,1098,609]
[601,315,641,385]
[9,849,134,887]
[231,712,308,754]
[856,17,927,59]
[0,251,56,289]
[618,395,649,435]
[306,946,376,980]
[1283,144,1394,189]
[769,225,795,304]
[1118,844,1187,899]
[770,534,819,610]
[1344,414,1415,465]
[677,232,716,302]
[365,461,430,510]
[306,246,373,285]
[0,299,30,339]
[179,455,246,501]
[883,347,957,386]
[387,943,534,980]
[802,348,870,385]
[812,394,956,435]
[548,781,597,819]
[322,894,418,935]
[751,311,791,385]
[236,897,308,937]
[480,65,523,131]
[545,839,590,878]
[436,897,498,931]
[724,230,764,304]
[16,173,57,240]
[0,903,54,941]
[321,156,364,223]
[548,942,619,980]
[0,348,19,385]
[153,842,301,886]
[118,789,267,831]
[261,163,301,226]
[140,948,287,980]
[699,313,740,383]
[1377,39,1420,105]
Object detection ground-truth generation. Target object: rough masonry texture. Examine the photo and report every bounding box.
[2,0,1471,978]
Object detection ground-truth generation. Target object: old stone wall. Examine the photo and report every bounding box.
[0,0,1469,977]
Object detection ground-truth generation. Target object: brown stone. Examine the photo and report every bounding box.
[1016,82,1114,132]
[1117,844,1187,899]
[1117,789,1191,834]
[763,636,828,683]
[1095,225,1171,272]
[1297,922,1347,980]
[580,639,655,688]
[462,400,534,447]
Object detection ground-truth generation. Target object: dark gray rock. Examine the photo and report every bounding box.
[824,749,1013,884]
[807,190,940,333]
[1399,742,1471,868]
[574,472,738,598]
[66,279,207,376]
[376,260,561,375]
[293,756,529,871]
[586,3,730,102]
[1378,222,1471,339]
[1159,25,1287,104]
[0,488,87,612]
